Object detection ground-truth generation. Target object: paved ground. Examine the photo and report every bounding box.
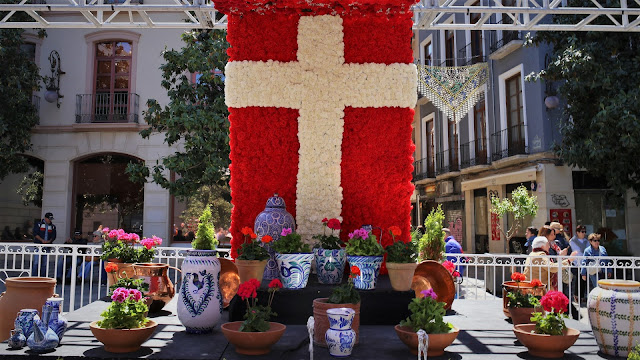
[0,296,617,360]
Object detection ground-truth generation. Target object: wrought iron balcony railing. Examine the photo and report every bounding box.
[489,20,522,54]
[436,148,460,175]
[457,43,486,65]
[490,124,528,161]
[76,92,139,124]
[412,157,436,182]
[460,138,489,169]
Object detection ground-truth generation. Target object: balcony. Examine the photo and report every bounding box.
[489,21,523,60]
[435,148,460,175]
[460,138,489,169]
[412,157,436,182]
[76,93,140,124]
[490,124,528,161]
[457,43,486,66]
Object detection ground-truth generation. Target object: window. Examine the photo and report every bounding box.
[94,41,132,122]
[448,119,459,170]
[20,42,36,62]
[445,30,455,66]
[505,72,524,149]
[473,102,487,163]
[423,40,432,66]
[426,119,435,175]
[469,2,483,64]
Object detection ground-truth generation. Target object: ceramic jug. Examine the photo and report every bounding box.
[133,263,178,312]
[45,297,67,342]
[27,304,59,352]
[254,193,296,281]
[15,308,39,339]
[177,250,222,334]
[8,329,26,349]
[0,277,55,342]
[325,307,356,357]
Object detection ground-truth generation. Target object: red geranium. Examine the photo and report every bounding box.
[237,281,258,300]
[322,218,329,223]
[540,291,569,314]
[442,261,455,274]
[268,278,283,289]
[511,272,526,282]
[530,279,543,288]
[327,218,341,231]
[261,235,273,243]
[250,233,257,239]
[388,226,401,237]
[350,266,361,278]
[105,262,118,273]
[241,227,253,236]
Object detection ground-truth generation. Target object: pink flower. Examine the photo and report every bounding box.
[111,287,129,303]
[102,227,110,233]
[281,228,292,236]
[152,236,163,246]
[420,289,438,300]
[141,238,155,250]
[348,228,369,240]
[128,289,143,301]
[130,233,140,243]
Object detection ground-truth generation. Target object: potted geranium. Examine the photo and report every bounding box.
[507,274,544,325]
[177,208,223,334]
[513,291,580,358]
[313,266,362,347]
[395,288,459,356]
[385,226,417,291]
[345,227,384,290]
[100,229,162,286]
[221,278,285,355]
[236,227,270,283]
[502,272,544,318]
[272,228,312,289]
[313,218,346,285]
[89,287,157,353]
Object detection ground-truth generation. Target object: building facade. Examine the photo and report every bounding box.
[411,5,640,256]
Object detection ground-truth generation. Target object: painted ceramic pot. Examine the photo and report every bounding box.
[15,308,40,340]
[254,193,296,281]
[314,248,346,285]
[27,304,59,353]
[325,307,356,357]
[346,255,383,290]
[276,253,313,289]
[312,298,361,347]
[45,297,67,342]
[177,250,222,334]
[588,279,640,357]
[8,329,26,349]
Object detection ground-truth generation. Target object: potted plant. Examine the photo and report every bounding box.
[312,266,362,347]
[385,226,417,291]
[272,228,313,289]
[345,227,384,290]
[177,207,223,334]
[513,291,580,358]
[416,206,446,262]
[100,229,162,286]
[395,289,459,356]
[106,268,152,309]
[501,272,546,318]
[313,217,346,285]
[221,278,285,355]
[89,287,157,353]
[506,274,544,325]
[236,227,270,283]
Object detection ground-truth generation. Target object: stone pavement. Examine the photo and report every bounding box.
[0,297,618,359]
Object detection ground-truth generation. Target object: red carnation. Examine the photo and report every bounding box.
[327,218,341,230]
[511,272,526,282]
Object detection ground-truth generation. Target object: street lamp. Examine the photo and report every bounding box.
[44,50,65,108]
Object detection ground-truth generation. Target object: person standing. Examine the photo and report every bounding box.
[524,226,538,254]
[32,212,56,276]
[581,233,613,288]
[550,222,570,250]
[569,225,589,302]
[444,228,465,275]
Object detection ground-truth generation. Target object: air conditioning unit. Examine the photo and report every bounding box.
[440,181,454,196]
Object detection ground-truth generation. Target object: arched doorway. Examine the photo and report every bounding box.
[72,153,144,237]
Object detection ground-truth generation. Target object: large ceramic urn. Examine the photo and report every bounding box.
[254,193,296,281]
[0,277,56,342]
[588,279,640,357]
[177,250,222,334]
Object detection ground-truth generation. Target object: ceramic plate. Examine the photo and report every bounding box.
[411,260,455,310]
[219,258,240,308]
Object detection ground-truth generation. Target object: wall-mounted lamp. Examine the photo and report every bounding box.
[44,50,65,108]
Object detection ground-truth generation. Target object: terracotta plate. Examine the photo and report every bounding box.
[411,260,455,310]
[219,258,240,308]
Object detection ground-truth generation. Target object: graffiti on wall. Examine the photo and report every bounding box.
[550,194,570,207]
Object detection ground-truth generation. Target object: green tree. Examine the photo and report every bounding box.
[490,186,539,244]
[527,2,640,204]
[0,28,42,179]
[181,184,232,231]
[192,207,218,250]
[126,29,230,198]
[417,205,446,262]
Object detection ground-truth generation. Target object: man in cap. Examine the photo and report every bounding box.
[55,229,88,282]
[32,212,57,276]
[444,228,466,275]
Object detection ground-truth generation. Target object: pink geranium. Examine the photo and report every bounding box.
[348,228,369,240]
[281,228,293,236]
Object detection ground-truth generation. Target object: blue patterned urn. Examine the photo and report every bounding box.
[325,307,356,357]
[315,249,347,285]
[8,329,26,349]
[276,253,313,289]
[15,308,39,339]
[254,193,296,281]
[177,250,222,334]
[27,304,59,352]
[45,297,67,342]
[346,256,383,290]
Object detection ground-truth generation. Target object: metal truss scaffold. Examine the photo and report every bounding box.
[1,0,639,31]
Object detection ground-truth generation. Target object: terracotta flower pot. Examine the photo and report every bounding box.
[508,307,537,325]
[236,259,268,284]
[513,324,580,358]
[502,281,545,317]
[312,298,360,347]
[105,262,136,288]
[387,262,417,291]
[0,277,56,342]
[221,321,286,355]
[394,325,459,357]
[89,320,158,353]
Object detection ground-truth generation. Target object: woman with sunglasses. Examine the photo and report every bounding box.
[581,233,613,289]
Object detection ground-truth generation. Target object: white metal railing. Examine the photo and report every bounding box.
[0,243,230,312]
[446,253,640,320]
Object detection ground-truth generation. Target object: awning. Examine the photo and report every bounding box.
[461,167,538,191]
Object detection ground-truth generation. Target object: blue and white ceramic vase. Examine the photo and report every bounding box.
[27,304,59,352]
[8,329,26,349]
[276,253,313,289]
[315,249,347,285]
[346,256,383,290]
[45,297,67,342]
[325,307,356,357]
[15,308,39,339]
[177,250,222,334]
[254,193,296,281]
